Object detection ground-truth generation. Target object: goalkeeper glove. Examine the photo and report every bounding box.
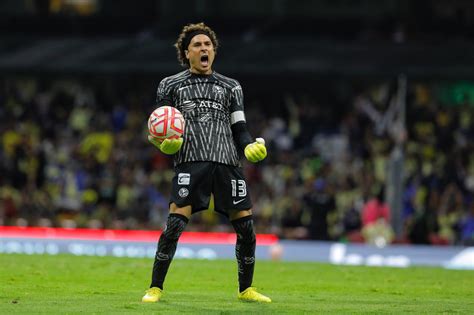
[148,135,183,155]
[244,138,267,163]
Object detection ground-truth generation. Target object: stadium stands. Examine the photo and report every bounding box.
[1,76,473,246]
[1,0,474,247]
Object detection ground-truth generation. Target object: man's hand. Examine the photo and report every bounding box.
[244,138,267,163]
[148,135,183,155]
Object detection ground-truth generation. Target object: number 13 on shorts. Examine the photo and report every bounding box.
[231,179,247,197]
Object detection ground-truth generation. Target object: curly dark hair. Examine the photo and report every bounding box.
[174,22,219,67]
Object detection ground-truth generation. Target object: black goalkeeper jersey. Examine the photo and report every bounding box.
[155,70,247,166]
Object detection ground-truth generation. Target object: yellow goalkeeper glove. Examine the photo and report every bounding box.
[148,135,183,155]
[244,138,267,163]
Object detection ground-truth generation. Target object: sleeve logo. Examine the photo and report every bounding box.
[178,187,189,198]
[178,173,190,185]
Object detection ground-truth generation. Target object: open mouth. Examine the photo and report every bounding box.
[200,55,209,67]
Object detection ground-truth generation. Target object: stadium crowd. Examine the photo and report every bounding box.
[1,77,473,246]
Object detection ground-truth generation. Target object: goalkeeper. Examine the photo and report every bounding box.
[142,22,271,303]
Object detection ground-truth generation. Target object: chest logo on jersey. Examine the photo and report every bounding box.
[199,113,212,122]
[213,85,224,96]
[199,100,223,111]
[180,100,196,112]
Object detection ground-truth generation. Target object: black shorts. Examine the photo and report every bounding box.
[170,162,252,217]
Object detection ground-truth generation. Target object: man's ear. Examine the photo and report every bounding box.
[185,50,189,60]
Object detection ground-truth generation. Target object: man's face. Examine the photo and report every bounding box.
[185,34,215,74]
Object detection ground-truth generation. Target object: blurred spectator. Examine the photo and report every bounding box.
[460,203,474,245]
[362,186,390,226]
[361,186,394,246]
[303,178,335,241]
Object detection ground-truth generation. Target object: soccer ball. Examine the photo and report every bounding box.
[148,106,185,142]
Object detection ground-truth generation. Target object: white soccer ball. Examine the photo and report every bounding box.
[148,106,185,142]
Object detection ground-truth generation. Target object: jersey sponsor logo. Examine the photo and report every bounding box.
[178,187,189,198]
[232,199,246,205]
[199,113,212,122]
[178,173,190,185]
[198,100,223,111]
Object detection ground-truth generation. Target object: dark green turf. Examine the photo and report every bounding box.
[1,254,473,314]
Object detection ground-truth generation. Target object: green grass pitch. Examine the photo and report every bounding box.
[1,254,473,314]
